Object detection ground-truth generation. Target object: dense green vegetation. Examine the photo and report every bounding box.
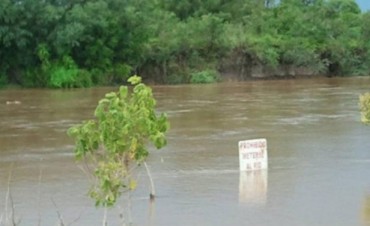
[1,0,369,87]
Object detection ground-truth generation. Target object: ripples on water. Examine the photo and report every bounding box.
[1,78,370,226]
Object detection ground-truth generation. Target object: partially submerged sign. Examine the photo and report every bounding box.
[238,138,268,171]
[239,170,268,204]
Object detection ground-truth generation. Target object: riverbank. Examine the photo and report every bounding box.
[1,0,370,88]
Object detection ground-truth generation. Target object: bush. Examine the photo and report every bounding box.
[49,66,79,88]
[112,63,131,83]
[48,56,93,88]
[360,92,370,124]
[67,75,169,207]
[75,69,93,87]
[190,69,220,84]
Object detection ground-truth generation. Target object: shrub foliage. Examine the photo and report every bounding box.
[68,75,169,207]
[360,92,370,124]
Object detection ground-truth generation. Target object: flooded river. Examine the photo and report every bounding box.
[1,77,370,226]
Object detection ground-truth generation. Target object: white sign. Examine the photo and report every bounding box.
[238,138,268,171]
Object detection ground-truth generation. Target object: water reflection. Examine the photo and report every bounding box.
[239,170,268,205]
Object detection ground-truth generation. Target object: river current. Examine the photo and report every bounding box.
[1,77,370,226]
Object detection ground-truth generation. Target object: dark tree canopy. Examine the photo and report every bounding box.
[0,0,369,87]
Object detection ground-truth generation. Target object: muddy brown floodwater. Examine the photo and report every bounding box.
[1,77,370,226]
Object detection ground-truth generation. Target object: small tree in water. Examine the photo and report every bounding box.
[360,92,370,124]
[360,93,370,223]
[68,75,169,207]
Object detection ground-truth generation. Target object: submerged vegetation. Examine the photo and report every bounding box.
[1,0,370,87]
[67,76,169,207]
[360,92,370,124]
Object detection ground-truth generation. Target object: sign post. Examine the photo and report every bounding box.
[238,138,268,171]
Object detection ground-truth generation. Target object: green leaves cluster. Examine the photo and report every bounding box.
[360,92,370,124]
[68,76,169,207]
[190,70,220,84]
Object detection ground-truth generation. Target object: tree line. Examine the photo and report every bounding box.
[1,0,369,87]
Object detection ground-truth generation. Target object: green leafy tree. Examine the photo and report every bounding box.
[67,75,169,207]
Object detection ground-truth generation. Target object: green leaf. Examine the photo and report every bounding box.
[127,75,142,85]
[119,86,128,98]
[105,92,117,99]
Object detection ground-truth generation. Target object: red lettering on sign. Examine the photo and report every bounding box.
[240,140,266,150]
